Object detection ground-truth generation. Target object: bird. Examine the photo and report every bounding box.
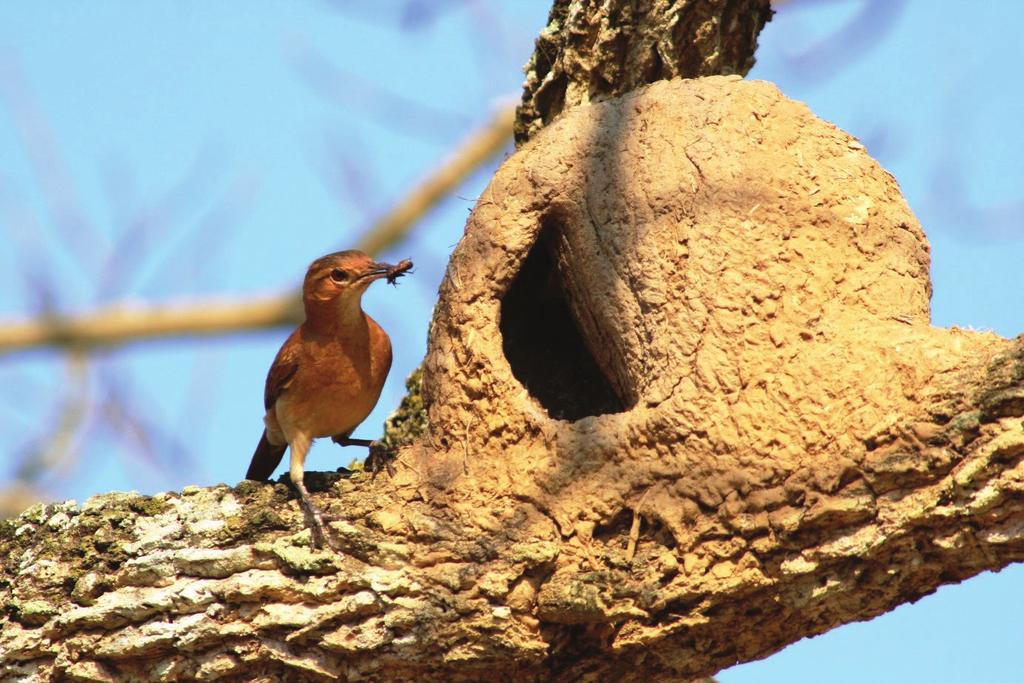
[245,250,412,549]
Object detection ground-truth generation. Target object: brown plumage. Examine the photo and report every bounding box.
[246,250,411,549]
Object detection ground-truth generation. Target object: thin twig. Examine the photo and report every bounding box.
[625,488,652,563]
[0,105,515,356]
[354,104,514,256]
[13,351,91,483]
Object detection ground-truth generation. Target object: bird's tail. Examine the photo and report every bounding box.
[246,431,287,481]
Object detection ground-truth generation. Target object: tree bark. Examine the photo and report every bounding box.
[6,4,1024,683]
[515,0,773,143]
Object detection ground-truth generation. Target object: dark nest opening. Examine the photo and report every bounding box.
[500,216,627,421]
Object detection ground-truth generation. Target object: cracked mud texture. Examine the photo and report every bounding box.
[3,77,1023,682]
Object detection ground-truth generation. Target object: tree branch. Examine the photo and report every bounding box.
[3,76,1022,682]
[515,0,773,142]
[0,296,302,355]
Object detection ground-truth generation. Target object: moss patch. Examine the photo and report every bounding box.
[381,366,427,450]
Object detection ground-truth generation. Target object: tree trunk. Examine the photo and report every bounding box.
[515,0,772,143]
[6,3,1024,683]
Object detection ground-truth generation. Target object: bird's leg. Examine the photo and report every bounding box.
[289,432,337,551]
[332,434,397,479]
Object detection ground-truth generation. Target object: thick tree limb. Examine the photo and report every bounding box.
[0,105,514,356]
[2,77,1022,683]
[515,0,773,142]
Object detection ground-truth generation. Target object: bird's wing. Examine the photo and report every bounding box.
[264,329,302,410]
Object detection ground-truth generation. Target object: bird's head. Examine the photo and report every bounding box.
[301,251,413,328]
[303,250,401,304]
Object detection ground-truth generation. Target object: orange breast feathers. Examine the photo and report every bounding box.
[265,314,392,441]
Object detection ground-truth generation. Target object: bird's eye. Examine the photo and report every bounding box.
[330,268,349,283]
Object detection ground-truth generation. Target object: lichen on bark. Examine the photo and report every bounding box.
[379,367,426,451]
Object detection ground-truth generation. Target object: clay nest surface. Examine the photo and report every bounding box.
[413,73,1001,635]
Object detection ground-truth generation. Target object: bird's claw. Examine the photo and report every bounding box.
[365,441,397,479]
[299,496,340,552]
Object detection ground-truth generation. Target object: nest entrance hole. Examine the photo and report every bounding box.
[500,216,626,421]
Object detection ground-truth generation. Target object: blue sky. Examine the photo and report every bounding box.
[0,2,1021,680]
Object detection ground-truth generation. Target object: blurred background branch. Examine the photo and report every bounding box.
[0,105,514,356]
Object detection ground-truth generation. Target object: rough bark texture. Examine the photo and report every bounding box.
[3,76,1024,682]
[514,0,773,142]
